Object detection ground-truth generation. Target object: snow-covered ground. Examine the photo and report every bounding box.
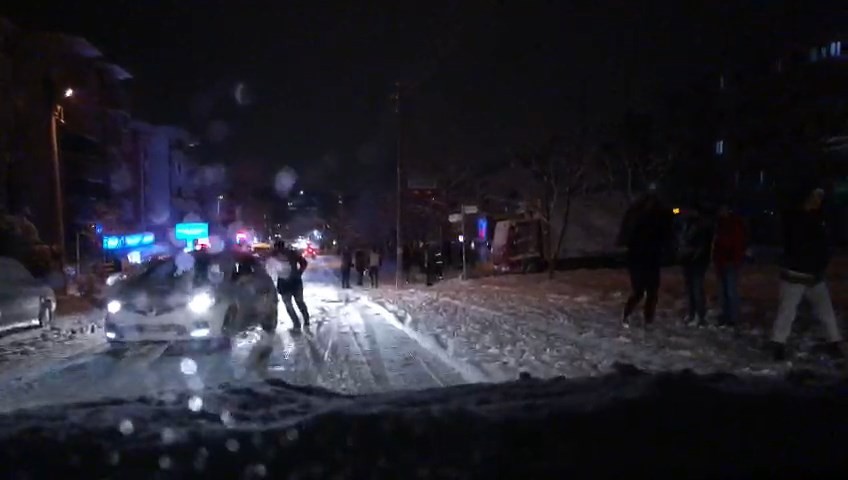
[0,256,474,413]
[369,261,848,382]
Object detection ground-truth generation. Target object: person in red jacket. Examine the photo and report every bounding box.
[712,204,747,326]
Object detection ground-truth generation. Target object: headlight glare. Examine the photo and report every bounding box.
[188,292,214,313]
[107,300,122,314]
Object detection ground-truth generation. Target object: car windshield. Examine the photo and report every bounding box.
[4,5,848,478]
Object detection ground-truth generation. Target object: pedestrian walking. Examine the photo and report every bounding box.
[368,247,381,287]
[617,190,674,327]
[267,240,310,331]
[770,186,847,361]
[713,204,747,326]
[677,206,714,326]
[340,246,353,289]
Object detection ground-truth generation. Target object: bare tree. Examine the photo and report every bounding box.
[515,136,590,278]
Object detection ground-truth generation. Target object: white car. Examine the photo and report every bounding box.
[103,251,278,345]
[0,257,56,332]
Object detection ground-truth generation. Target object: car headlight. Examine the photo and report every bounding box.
[188,292,214,313]
[107,300,122,314]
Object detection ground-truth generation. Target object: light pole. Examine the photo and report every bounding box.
[393,82,403,289]
[217,194,224,220]
[51,88,72,292]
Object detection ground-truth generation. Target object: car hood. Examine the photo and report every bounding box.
[0,368,846,478]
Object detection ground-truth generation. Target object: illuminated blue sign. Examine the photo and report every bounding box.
[477,217,488,240]
[175,222,209,240]
[102,232,155,250]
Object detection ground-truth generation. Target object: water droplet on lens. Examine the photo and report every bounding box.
[226,438,240,452]
[159,455,172,470]
[118,419,134,435]
[188,395,203,412]
[180,357,198,375]
[161,427,176,445]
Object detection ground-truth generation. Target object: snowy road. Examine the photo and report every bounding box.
[0,256,472,413]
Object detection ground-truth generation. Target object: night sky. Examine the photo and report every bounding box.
[1,1,834,188]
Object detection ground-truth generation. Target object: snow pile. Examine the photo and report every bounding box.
[369,269,848,382]
[0,369,846,477]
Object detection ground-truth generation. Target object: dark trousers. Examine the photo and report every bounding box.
[624,261,661,323]
[717,266,740,324]
[279,280,309,328]
[683,264,707,321]
[341,268,351,288]
[369,266,379,287]
[357,268,365,286]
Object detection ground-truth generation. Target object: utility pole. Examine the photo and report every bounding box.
[393,82,403,289]
[50,104,67,293]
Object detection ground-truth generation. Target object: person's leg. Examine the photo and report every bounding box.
[281,293,301,329]
[726,267,741,324]
[805,281,843,343]
[374,267,379,288]
[643,263,661,324]
[293,282,309,325]
[623,264,646,324]
[717,267,730,323]
[771,281,806,344]
[693,266,707,323]
[683,266,696,320]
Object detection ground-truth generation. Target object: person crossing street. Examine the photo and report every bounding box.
[266,240,310,331]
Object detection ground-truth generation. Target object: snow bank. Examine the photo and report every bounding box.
[0,369,846,478]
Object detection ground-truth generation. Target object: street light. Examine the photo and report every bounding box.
[50,88,72,293]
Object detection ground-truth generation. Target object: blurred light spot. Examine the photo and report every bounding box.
[226,438,240,452]
[180,357,198,375]
[286,427,299,441]
[188,395,203,412]
[108,451,120,465]
[162,391,178,404]
[118,419,134,435]
[249,464,268,477]
[221,409,235,427]
[159,455,172,470]
[208,234,226,254]
[161,428,176,445]
[274,167,298,197]
[193,447,209,471]
[175,252,195,273]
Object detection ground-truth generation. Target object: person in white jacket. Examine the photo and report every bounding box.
[265,241,309,330]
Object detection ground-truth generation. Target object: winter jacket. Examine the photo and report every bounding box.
[369,251,380,268]
[266,249,307,291]
[713,214,747,270]
[341,250,353,270]
[678,216,714,268]
[618,201,673,265]
[780,209,830,284]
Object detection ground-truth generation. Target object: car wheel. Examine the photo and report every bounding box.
[38,299,54,329]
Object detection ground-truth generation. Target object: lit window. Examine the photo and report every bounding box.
[715,139,725,156]
[837,41,843,56]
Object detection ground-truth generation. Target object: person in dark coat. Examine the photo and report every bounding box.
[617,191,674,327]
[340,246,353,288]
[677,207,714,326]
[713,204,747,326]
[770,186,846,360]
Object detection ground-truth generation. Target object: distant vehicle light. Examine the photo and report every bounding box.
[105,331,116,339]
[672,207,681,215]
[107,300,122,314]
[190,328,211,338]
[188,292,214,313]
